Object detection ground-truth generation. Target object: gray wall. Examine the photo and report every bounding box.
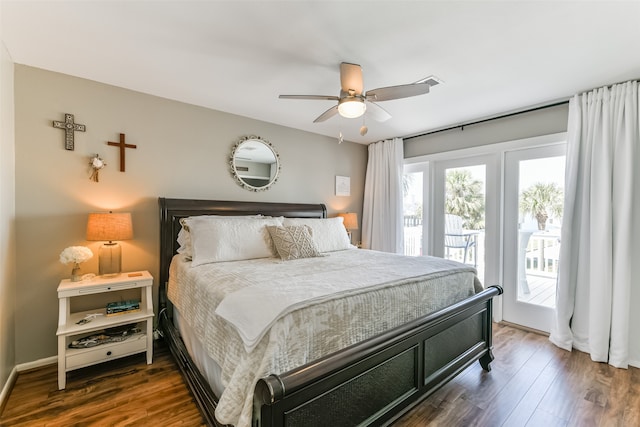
[404,103,569,157]
[0,41,16,390]
[13,65,367,364]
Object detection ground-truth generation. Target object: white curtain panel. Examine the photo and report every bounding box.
[550,81,639,368]
[361,137,404,253]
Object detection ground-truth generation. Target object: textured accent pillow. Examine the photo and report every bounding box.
[282,217,352,252]
[183,216,283,266]
[266,225,323,260]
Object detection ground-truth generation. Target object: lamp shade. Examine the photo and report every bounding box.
[86,212,133,241]
[338,212,358,230]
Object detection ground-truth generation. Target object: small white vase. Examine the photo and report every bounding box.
[71,263,81,282]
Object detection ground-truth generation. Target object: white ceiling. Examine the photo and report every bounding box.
[2,1,640,144]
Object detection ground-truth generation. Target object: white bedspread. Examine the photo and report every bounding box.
[168,249,480,427]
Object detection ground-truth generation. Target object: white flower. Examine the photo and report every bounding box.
[59,246,93,265]
[89,154,106,182]
[90,154,106,169]
[91,156,104,169]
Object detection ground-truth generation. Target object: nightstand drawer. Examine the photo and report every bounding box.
[66,334,147,370]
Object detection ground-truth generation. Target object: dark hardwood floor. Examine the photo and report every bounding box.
[1,323,638,426]
[397,323,640,426]
[0,343,205,426]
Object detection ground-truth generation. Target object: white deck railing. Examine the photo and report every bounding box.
[403,227,422,256]
[403,226,561,279]
[523,231,561,277]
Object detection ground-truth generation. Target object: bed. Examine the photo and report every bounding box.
[158,197,503,427]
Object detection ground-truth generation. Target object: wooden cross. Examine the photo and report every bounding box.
[107,133,137,172]
[52,113,86,151]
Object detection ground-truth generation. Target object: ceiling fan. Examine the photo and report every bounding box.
[279,62,439,125]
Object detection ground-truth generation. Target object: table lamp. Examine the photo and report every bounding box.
[337,212,358,244]
[86,211,133,276]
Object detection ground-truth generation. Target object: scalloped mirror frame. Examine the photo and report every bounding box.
[229,135,281,192]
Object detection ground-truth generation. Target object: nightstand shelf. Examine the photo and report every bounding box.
[59,308,150,335]
[56,271,154,390]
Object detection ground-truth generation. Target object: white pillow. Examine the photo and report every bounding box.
[177,215,264,257]
[184,216,283,266]
[176,226,192,256]
[282,217,352,252]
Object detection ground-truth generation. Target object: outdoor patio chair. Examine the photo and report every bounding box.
[444,214,477,266]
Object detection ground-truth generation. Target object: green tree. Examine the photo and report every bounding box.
[402,173,414,197]
[520,182,563,230]
[445,170,485,229]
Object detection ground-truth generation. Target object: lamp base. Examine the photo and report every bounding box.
[99,242,122,276]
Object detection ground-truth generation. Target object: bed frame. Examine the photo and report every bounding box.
[158,197,503,427]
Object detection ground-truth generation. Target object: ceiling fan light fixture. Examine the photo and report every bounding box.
[338,98,366,119]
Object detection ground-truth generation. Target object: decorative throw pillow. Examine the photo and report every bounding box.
[282,217,352,252]
[266,225,323,260]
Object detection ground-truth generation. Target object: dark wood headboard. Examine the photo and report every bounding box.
[158,198,327,311]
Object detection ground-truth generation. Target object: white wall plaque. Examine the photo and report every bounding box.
[335,175,350,196]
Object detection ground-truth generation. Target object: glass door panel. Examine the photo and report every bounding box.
[504,145,566,332]
[443,165,485,280]
[517,157,564,307]
[402,169,424,256]
[433,155,498,288]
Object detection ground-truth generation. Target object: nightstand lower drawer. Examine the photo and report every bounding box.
[66,335,147,370]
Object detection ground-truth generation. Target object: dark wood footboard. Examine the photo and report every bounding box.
[253,285,502,427]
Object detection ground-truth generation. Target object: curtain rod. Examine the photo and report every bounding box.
[404,99,570,140]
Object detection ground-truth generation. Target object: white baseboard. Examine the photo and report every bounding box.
[16,356,56,373]
[0,366,18,413]
[1,356,56,412]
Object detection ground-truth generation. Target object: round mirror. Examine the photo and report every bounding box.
[230,136,281,191]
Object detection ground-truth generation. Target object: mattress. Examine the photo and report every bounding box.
[167,248,481,427]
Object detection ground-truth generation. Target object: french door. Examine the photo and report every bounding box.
[404,132,567,330]
[503,144,566,332]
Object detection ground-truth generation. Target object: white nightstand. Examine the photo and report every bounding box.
[56,271,154,390]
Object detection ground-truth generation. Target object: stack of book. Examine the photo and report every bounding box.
[106,299,140,317]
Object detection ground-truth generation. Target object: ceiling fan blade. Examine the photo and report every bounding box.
[340,62,364,95]
[365,82,430,102]
[313,105,339,123]
[279,95,340,101]
[366,101,392,122]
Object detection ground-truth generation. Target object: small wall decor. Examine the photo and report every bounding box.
[107,133,137,172]
[52,113,86,151]
[336,175,351,196]
[89,154,106,182]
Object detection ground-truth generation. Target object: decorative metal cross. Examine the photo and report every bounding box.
[52,113,86,151]
[107,133,137,172]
